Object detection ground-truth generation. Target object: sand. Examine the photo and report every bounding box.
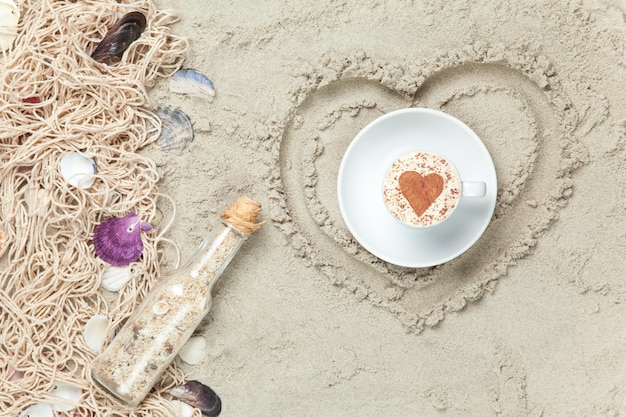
[142,0,626,415]
[4,0,626,415]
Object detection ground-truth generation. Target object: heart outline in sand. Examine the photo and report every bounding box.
[398,171,444,216]
[268,44,585,333]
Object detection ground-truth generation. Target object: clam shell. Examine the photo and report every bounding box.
[170,68,215,97]
[50,382,82,412]
[170,400,195,417]
[91,11,146,65]
[152,300,169,315]
[154,105,194,155]
[178,335,207,365]
[93,212,152,266]
[0,0,19,53]
[59,152,97,189]
[83,315,110,352]
[100,265,132,291]
[23,186,51,217]
[169,380,221,417]
[19,403,53,417]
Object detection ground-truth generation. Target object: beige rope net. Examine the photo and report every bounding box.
[0,0,192,415]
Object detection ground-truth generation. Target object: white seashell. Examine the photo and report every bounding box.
[19,403,53,417]
[170,68,215,97]
[83,315,110,352]
[59,152,97,189]
[50,382,82,412]
[154,106,194,155]
[170,399,195,417]
[0,0,19,53]
[178,335,207,365]
[152,300,169,315]
[23,186,51,217]
[100,265,132,292]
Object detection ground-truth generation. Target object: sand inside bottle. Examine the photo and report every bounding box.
[91,221,246,406]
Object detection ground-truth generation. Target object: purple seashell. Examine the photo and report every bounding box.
[93,212,152,266]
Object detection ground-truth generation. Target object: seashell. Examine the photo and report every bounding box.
[100,265,132,292]
[170,68,216,98]
[0,0,19,53]
[59,152,97,189]
[152,300,169,315]
[19,403,53,417]
[170,399,195,417]
[23,186,51,217]
[91,11,146,65]
[2,357,24,382]
[50,382,82,412]
[169,380,222,417]
[93,212,152,266]
[178,335,206,365]
[83,315,110,352]
[154,105,194,155]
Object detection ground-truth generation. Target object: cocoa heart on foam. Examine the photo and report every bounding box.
[398,171,444,216]
[267,45,583,333]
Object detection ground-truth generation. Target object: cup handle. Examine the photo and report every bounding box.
[461,181,486,198]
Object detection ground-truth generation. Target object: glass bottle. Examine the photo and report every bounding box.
[91,196,263,407]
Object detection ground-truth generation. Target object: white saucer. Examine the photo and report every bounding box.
[337,108,497,268]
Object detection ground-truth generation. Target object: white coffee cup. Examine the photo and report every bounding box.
[383,150,486,228]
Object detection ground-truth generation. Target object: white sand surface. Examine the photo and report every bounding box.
[3,0,626,416]
[139,0,626,415]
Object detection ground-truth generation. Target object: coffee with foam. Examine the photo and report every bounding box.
[383,151,461,228]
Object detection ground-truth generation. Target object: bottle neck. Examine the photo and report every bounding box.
[186,219,247,292]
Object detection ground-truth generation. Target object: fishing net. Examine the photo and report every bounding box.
[0,0,192,415]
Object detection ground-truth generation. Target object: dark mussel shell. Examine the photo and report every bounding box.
[169,380,222,417]
[91,11,147,65]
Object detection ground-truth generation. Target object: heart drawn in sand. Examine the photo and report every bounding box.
[398,171,444,216]
[270,45,583,333]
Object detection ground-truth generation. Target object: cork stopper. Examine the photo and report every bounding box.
[220,196,264,237]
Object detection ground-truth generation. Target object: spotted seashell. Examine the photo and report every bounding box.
[93,212,152,266]
[170,68,215,98]
[169,380,221,417]
[0,0,19,53]
[91,11,146,65]
[154,105,194,155]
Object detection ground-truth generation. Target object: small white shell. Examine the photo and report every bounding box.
[178,335,207,365]
[59,152,96,189]
[170,399,195,417]
[50,382,82,412]
[19,403,53,417]
[0,0,19,53]
[100,265,132,292]
[83,315,110,352]
[152,300,169,315]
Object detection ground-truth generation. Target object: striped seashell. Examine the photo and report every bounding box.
[170,68,215,97]
[154,105,194,155]
[93,212,152,267]
[100,265,132,292]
